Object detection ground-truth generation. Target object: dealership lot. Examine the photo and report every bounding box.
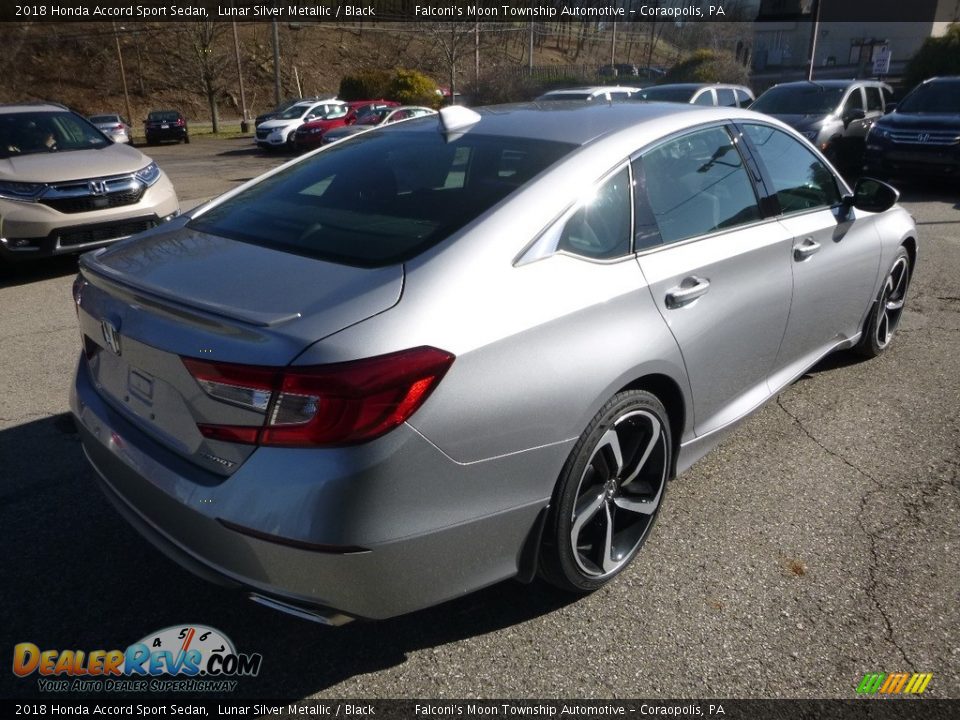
[1,137,957,699]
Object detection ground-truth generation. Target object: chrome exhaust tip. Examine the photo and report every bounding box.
[248,593,354,626]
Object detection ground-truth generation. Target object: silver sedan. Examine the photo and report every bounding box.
[70,102,916,623]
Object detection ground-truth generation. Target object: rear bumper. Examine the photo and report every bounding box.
[71,355,554,620]
[145,127,187,142]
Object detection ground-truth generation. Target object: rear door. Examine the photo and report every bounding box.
[634,125,793,435]
[739,122,882,385]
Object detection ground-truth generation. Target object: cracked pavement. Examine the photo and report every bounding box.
[0,143,957,700]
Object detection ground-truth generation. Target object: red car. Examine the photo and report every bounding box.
[293,99,398,152]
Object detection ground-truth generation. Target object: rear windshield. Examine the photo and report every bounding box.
[897,80,960,114]
[636,86,697,103]
[751,85,845,115]
[148,111,181,122]
[189,128,576,267]
[89,115,120,124]
[0,111,110,158]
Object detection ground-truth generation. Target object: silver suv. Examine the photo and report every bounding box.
[751,80,894,170]
[0,103,179,262]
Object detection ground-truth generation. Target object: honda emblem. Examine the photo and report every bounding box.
[101,318,122,356]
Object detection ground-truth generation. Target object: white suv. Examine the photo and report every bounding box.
[255,100,347,150]
[0,103,179,262]
[536,86,642,102]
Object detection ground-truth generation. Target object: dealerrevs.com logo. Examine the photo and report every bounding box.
[13,625,262,693]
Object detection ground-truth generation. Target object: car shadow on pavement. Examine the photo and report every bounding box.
[1,413,577,700]
[0,256,78,289]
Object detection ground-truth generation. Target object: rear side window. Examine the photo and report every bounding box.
[865,86,883,112]
[693,90,714,106]
[189,130,576,267]
[639,126,761,244]
[735,89,752,107]
[557,166,631,259]
[742,123,841,214]
[717,88,737,107]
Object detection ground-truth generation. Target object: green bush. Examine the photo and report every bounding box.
[388,69,439,107]
[904,23,960,91]
[338,70,392,101]
[663,49,750,85]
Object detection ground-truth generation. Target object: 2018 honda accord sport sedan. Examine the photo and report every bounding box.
[70,102,917,623]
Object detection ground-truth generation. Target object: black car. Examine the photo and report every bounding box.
[864,76,960,179]
[144,110,189,145]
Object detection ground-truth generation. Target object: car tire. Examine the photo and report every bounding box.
[854,246,911,359]
[183,134,190,144]
[539,390,671,593]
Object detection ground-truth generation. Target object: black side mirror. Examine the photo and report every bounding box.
[843,108,866,125]
[844,176,899,213]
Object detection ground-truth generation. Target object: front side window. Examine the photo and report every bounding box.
[865,86,883,112]
[640,126,760,244]
[557,166,632,259]
[842,88,865,114]
[742,123,841,214]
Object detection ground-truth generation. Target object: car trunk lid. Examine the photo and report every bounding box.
[75,225,403,475]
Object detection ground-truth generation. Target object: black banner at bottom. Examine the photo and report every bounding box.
[2,699,958,720]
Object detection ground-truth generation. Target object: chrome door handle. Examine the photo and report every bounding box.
[665,276,711,309]
[794,238,821,261]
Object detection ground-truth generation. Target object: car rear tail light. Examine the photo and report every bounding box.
[182,347,454,447]
[176,118,185,126]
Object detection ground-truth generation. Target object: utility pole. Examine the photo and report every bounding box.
[232,19,249,132]
[529,22,534,74]
[113,22,134,141]
[272,18,281,105]
[807,0,821,81]
[611,22,616,67]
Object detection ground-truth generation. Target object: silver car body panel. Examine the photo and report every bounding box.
[71,102,917,619]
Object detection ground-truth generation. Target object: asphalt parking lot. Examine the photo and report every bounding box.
[1,137,958,700]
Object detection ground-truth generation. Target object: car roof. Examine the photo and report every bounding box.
[0,102,70,115]
[398,102,761,147]
[542,86,640,95]
[770,80,886,89]
[648,83,748,90]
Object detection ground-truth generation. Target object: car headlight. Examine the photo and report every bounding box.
[135,162,161,187]
[0,181,46,201]
[867,126,891,142]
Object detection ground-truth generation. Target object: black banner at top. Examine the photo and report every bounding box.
[2,0,958,23]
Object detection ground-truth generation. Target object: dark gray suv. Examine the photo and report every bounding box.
[751,80,894,170]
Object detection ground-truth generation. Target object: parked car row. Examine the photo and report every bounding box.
[538,75,959,180]
[255,97,436,152]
